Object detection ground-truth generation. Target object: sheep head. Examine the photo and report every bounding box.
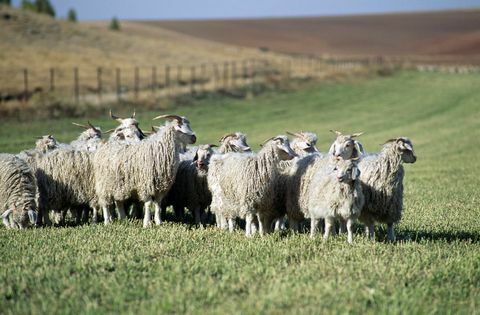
[35,135,58,153]
[153,114,196,145]
[328,130,364,160]
[333,158,361,184]
[384,137,417,163]
[219,132,251,152]
[287,131,319,155]
[263,135,297,160]
[72,121,102,140]
[193,144,217,170]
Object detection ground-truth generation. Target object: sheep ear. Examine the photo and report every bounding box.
[193,149,199,162]
[354,141,364,157]
[2,209,13,219]
[328,142,335,156]
[352,167,360,180]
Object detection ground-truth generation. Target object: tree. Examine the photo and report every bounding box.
[67,8,77,22]
[0,0,11,6]
[35,0,55,17]
[20,0,35,11]
[109,16,120,31]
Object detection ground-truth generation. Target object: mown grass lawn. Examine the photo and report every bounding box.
[1,71,479,314]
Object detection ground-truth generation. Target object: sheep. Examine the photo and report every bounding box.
[307,158,364,243]
[270,131,321,231]
[358,137,417,241]
[287,131,319,156]
[109,110,147,140]
[16,135,59,167]
[93,114,196,227]
[161,144,216,225]
[0,154,38,228]
[208,135,296,236]
[286,130,364,231]
[35,147,97,226]
[70,121,102,152]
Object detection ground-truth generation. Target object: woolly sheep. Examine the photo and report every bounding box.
[0,154,38,228]
[93,114,196,227]
[286,130,364,231]
[70,121,103,152]
[35,147,97,226]
[161,144,216,224]
[307,158,364,243]
[358,137,416,241]
[208,135,296,236]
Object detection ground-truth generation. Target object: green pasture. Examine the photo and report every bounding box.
[0,71,479,314]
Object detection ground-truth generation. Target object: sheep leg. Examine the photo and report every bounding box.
[221,216,229,230]
[339,219,347,234]
[365,224,375,240]
[228,218,235,232]
[323,217,334,241]
[102,206,112,225]
[193,207,203,226]
[154,200,163,226]
[310,217,318,238]
[289,219,300,233]
[92,207,98,223]
[346,218,354,244]
[387,223,396,242]
[245,213,254,237]
[115,201,127,220]
[143,200,153,228]
[256,214,265,236]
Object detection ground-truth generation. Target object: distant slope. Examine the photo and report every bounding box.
[0,5,267,71]
[140,9,480,63]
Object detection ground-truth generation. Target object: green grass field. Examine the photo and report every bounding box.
[1,71,479,314]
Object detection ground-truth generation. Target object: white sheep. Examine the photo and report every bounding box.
[358,137,417,241]
[70,121,103,152]
[208,135,296,236]
[93,114,196,227]
[0,154,38,228]
[286,130,364,231]
[307,158,364,243]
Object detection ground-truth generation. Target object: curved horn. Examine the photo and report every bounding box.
[286,131,303,138]
[110,109,123,122]
[208,144,218,148]
[383,138,399,145]
[152,114,182,123]
[219,132,237,142]
[351,132,364,138]
[72,122,89,129]
[104,128,116,134]
[330,130,343,136]
[131,109,136,119]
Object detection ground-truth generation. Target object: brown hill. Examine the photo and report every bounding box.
[139,9,480,63]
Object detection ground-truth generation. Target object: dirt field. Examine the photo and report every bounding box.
[140,9,480,64]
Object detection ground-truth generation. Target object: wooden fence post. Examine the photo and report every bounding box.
[231,61,236,88]
[97,67,102,102]
[134,66,139,100]
[50,68,55,92]
[223,62,229,89]
[190,66,196,95]
[116,68,121,102]
[200,63,206,93]
[74,67,79,104]
[213,63,219,91]
[23,68,28,102]
[165,65,170,96]
[152,66,157,96]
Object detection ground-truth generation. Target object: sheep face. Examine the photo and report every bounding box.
[35,135,58,153]
[396,137,417,163]
[271,135,297,160]
[82,128,102,141]
[193,144,215,170]
[174,117,197,145]
[2,205,37,228]
[113,127,142,144]
[333,159,361,183]
[221,133,251,152]
[288,131,318,154]
[328,131,364,160]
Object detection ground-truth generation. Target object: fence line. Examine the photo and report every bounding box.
[2,56,476,104]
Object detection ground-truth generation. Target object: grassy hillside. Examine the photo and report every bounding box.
[0,5,270,92]
[146,9,480,64]
[1,71,479,314]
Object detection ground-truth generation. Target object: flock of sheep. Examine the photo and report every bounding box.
[0,111,417,242]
